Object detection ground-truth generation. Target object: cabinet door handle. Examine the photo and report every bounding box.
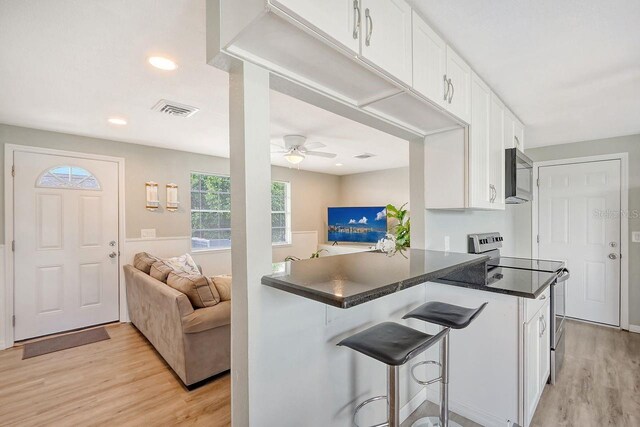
[514,135,520,148]
[443,74,449,101]
[539,316,544,337]
[489,184,496,203]
[352,0,361,40]
[448,78,454,103]
[365,8,373,46]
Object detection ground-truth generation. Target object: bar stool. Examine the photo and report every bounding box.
[338,322,449,427]
[403,301,488,427]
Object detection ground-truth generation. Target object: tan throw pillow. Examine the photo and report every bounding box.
[167,271,221,308]
[133,252,159,274]
[150,260,174,283]
[211,275,232,301]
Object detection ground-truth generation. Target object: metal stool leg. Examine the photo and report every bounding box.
[388,365,400,427]
[411,329,462,427]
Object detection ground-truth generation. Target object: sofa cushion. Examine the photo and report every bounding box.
[162,253,200,275]
[181,301,231,334]
[133,252,159,274]
[167,271,221,308]
[150,260,174,283]
[211,275,232,301]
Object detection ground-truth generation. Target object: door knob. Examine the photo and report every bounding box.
[109,252,117,259]
[608,253,618,260]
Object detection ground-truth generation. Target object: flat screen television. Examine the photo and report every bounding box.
[328,206,388,244]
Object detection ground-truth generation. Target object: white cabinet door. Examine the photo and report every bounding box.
[360,0,413,85]
[271,0,359,53]
[539,300,551,390]
[445,46,471,123]
[468,72,491,209]
[489,92,505,209]
[524,309,542,426]
[412,11,447,106]
[504,108,525,151]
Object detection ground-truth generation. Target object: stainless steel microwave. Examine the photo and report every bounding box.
[505,148,533,204]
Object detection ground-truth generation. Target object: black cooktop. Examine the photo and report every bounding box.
[488,256,565,273]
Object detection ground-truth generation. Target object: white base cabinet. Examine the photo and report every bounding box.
[424,283,552,427]
[523,297,551,427]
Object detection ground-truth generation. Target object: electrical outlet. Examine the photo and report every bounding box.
[632,231,640,243]
[444,236,450,252]
[141,228,156,239]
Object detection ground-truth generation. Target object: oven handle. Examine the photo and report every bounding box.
[556,268,570,283]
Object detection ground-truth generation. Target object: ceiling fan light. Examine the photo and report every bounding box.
[284,151,305,164]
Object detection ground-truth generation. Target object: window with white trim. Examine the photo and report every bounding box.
[271,181,291,245]
[37,166,101,190]
[190,174,292,250]
[191,173,231,250]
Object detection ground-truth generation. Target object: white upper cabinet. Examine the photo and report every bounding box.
[411,11,447,107]
[445,46,471,123]
[505,108,525,151]
[468,72,492,209]
[270,0,359,54]
[489,92,506,208]
[359,0,413,85]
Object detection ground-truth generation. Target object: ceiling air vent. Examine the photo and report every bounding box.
[152,99,199,118]
[354,153,376,159]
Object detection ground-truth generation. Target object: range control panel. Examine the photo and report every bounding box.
[468,232,503,254]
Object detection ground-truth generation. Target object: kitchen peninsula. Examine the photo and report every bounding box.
[261,250,557,427]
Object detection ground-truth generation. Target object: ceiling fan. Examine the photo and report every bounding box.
[271,135,337,165]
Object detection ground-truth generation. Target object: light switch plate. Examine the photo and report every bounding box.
[141,228,156,239]
[632,231,640,243]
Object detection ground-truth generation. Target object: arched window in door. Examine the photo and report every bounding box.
[36,166,101,190]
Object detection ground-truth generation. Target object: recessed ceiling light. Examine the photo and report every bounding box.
[108,117,127,126]
[148,56,178,71]
[335,163,343,167]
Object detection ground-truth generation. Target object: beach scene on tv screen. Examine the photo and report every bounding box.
[328,206,388,243]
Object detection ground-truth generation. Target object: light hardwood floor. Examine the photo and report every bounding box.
[405,320,640,427]
[1,320,638,426]
[0,323,230,426]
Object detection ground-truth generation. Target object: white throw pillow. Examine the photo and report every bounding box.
[161,253,200,275]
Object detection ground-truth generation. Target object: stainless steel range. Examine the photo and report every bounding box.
[468,232,570,385]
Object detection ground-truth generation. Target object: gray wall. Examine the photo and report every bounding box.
[526,133,640,326]
[339,167,410,208]
[0,123,340,241]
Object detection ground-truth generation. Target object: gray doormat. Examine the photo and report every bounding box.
[22,327,110,359]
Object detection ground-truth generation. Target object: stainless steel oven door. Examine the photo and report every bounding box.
[551,268,569,348]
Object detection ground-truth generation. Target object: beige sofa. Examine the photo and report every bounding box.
[124,265,230,386]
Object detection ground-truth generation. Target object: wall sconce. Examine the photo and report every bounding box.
[146,181,160,210]
[166,183,179,212]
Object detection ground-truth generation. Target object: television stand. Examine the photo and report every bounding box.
[331,241,339,246]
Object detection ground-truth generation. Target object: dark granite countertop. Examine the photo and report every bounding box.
[437,265,557,299]
[261,249,489,308]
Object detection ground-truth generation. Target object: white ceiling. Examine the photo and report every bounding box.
[409,0,640,148]
[0,0,407,176]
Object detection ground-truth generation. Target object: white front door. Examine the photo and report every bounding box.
[14,151,120,340]
[538,160,621,326]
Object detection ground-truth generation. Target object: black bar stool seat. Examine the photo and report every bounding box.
[403,301,488,329]
[338,321,446,366]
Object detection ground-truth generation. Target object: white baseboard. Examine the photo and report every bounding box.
[425,388,509,427]
[0,340,6,351]
[401,388,427,422]
[629,325,640,334]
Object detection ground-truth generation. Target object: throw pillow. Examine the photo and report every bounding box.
[161,253,200,275]
[133,252,159,274]
[150,260,174,283]
[167,271,221,308]
[211,275,232,301]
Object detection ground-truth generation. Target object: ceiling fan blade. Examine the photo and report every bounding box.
[305,151,337,158]
[303,141,326,150]
[271,150,289,154]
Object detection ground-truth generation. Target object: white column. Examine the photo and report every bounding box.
[409,137,426,250]
[228,61,272,427]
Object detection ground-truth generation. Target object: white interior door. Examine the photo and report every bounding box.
[538,160,621,326]
[14,151,120,340]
